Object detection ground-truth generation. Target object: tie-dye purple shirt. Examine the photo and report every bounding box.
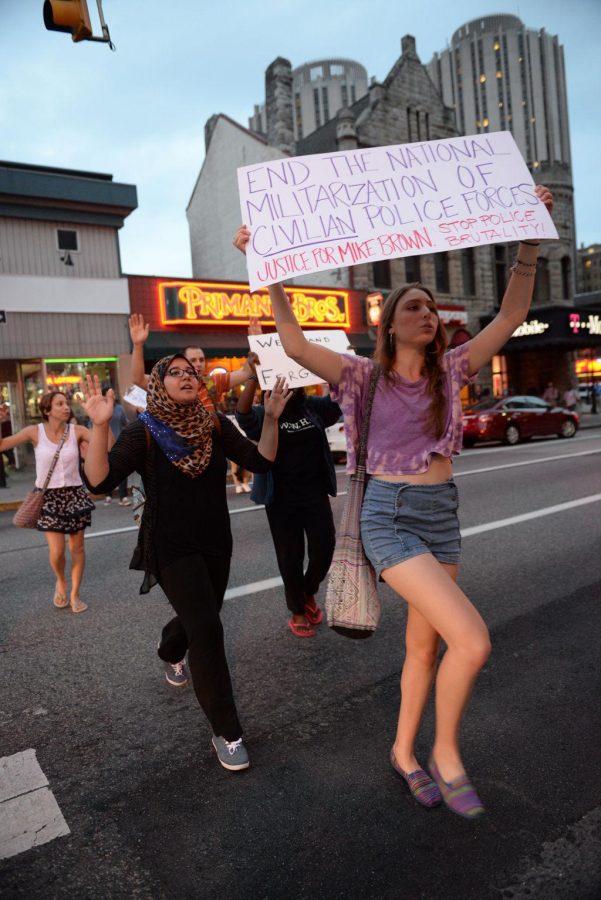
[329,344,473,475]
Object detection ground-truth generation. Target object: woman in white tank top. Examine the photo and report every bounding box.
[0,390,108,613]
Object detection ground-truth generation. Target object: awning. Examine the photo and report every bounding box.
[145,329,376,359]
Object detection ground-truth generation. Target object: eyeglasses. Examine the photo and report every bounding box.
[165,366,198,380]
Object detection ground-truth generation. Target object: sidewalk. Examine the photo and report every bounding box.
[1,413,600,511]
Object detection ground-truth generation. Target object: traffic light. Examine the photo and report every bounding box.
[43,0,93,42]
[365,292,384,327]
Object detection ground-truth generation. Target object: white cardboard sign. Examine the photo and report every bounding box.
[123,385,147,410]
[248,329,352,389]
[238,131,558,292]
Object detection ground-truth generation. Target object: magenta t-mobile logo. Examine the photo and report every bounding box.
[569,313,581,334]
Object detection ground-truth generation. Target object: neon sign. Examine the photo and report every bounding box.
[46,375,82,385]
[512,319,550,337]
[158,280,350,329]
[569,313,601,336]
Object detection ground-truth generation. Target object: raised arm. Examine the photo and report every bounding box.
[0,425,37,452]
[466,185,554,375]
[128,314,150,390]
[233,227,343,385]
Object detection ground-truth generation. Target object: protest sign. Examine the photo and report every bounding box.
[123,385,147,410]
[238,131,558,292]
[248,329,352,389]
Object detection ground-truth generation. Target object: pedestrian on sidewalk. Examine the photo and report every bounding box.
[236,360,341,638]
[0,391,99,613]
[233,183,554,816]
[82,358,291,772]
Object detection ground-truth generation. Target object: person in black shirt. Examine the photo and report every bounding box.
[236,366,341,637]
[83,357,291,772]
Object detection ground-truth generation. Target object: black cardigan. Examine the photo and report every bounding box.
[85,416,272,594]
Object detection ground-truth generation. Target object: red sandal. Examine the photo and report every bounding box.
[287,619,316,638]
[304,597,323,625]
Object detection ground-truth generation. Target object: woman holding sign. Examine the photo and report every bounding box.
[82,358,291,773]
[234,182,553,817]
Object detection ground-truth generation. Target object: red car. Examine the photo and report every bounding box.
[462,395,579,446]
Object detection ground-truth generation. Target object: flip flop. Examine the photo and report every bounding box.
[53,591,68,609]
[304,598,323,626]
[287,619,316,638]
[70,598,88,614]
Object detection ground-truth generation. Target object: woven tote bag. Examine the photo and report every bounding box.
[326,366,381,638]
[13,425,69,529]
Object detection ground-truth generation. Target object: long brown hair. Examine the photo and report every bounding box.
[39,391,68,421]
[374,283,449,438]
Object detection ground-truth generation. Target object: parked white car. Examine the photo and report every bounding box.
[326,415,347,462]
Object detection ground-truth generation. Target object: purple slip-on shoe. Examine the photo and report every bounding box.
[428,757,485,819]
[390,748,442,808]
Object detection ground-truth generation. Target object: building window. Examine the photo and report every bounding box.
[57,229,78,252]
[461,247,476,295]
[491,355,508,398]
[351,84,356,104]
[341,84,348,107]
[321,86,330,121]
[561,256,571,300]
[533,258,550,304]
[294,91,303,138]
[372,259,392,290]
[405,255,421,284]
[495,245,506,306]
[313,87,321,127]
[434,253,450,294]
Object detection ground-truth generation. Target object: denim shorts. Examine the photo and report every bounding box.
[360,478,461,579]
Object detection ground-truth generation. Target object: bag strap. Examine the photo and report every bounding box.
[40,424,70,492]
[356,365,381,471]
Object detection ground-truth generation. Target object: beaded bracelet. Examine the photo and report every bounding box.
[520,240,541,246]
[510,262,536,277]
[516,257,537,267]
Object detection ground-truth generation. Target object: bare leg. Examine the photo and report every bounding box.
[45,532,68,605]
[383,555,491,782]
[68,531,87,613]
[393,564,457,772]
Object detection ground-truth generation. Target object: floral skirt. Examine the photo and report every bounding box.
[36,486,95,534]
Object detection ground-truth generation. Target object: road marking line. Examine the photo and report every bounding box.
[0,749,70,859]
[455,448,601,478]
[76,451,600,541]
[224,493,601,599]
[225,576,283,599]
[460,493,601,537]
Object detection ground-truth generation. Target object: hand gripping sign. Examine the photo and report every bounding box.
[248,329,352,390]
[238,131,558,292]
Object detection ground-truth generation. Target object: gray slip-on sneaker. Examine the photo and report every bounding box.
[212,735,250,771]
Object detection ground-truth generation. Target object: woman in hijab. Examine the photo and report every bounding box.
[82,356,291,772]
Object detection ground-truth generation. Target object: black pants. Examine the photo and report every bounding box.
[157,554,242,742]
[265,495,336,615]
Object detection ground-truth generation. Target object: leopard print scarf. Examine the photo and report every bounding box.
[146,355,214,478]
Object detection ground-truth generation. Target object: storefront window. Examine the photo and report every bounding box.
[44,357,118,423]
[491,354,508,397]
[20,361,45,425]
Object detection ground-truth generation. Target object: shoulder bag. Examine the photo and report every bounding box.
[325,365,381,639]
[13,425,69,529]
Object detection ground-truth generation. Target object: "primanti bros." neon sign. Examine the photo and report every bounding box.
[158,280,350,328]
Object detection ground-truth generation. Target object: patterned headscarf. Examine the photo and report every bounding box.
[142,355,214,478]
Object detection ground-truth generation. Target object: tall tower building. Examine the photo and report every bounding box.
[249,58,368,141]
[429,14,576,299]
[428,14,571,171]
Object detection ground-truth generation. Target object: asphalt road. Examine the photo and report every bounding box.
[1,430,601,900]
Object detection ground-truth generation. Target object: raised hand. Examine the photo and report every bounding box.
[248,316,262,336]
[81,374,114,427]
[535,184,553,217]
[263,377,292,420]
[233,225,251,255]
[129,313,150,346]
